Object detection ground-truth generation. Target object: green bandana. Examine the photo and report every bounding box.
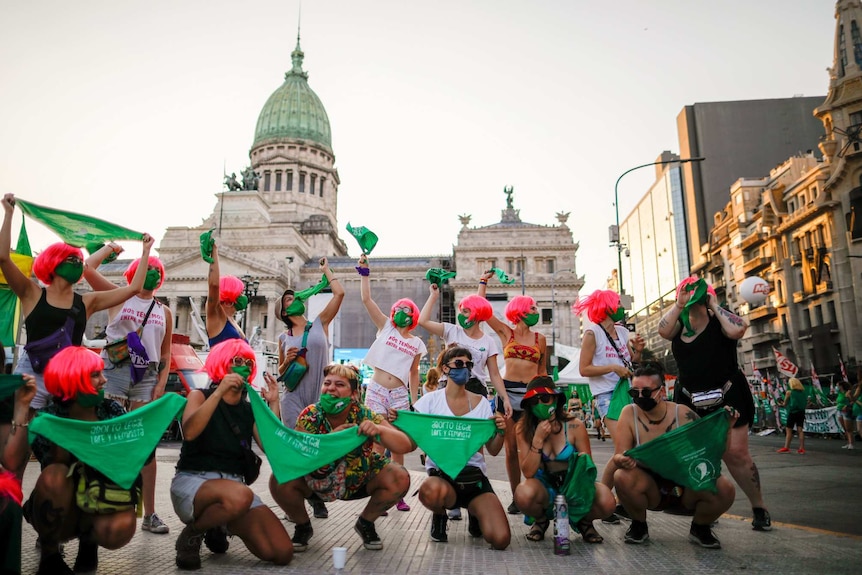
[199,228,215,264]
[28,393,187,489]
[234,295,248,311]
[284,299,305,317]
[346,223,378,255]
[294,275,331,302]
[0,374,25,400]
[392,411,496,479]
[76,389,105,408]
[54,261,83,284]
[530,402,556,420]
[393,310,412,328]
[523,313,540,327]
[559,453,598,524]
[16,199,143,248]
[425,268,457,288]
[319,393,351,415]
[624,409,730,493]
[246,384,367,484]
[609,306,626,322]
[457,313,475,330]
[605,378,632,420]
[88,243,118,265]
[488,267,516,285]
[143,269,161,291]
[680,279,709,337]
[231,365,251,383]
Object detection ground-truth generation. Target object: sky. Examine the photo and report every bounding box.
[0,0,838,293]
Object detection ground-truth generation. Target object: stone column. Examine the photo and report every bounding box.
[266,296,278,344]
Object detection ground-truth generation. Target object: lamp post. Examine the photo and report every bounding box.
[550,268,574,366]
[240,274,260,334]
[612,156,705,295]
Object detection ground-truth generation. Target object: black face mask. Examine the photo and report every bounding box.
[633,396,658,412]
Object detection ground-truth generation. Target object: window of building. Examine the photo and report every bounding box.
[516,258,525,275]
[310,174,317,196]
[506,259,514,275]
[263,315,268,329]
[275,171,282,191]
[813,305,823,326]
[299,173,306,193]
[541,308,552,325]
[851,111,862,127]
[840,25,847,77]
[546,259,555,274]
[286,171,293,191]
[852,20,862,65]
[320,178,325,198]
[264,171,271,192]
[827,300,837,325]
[788,199,796,213]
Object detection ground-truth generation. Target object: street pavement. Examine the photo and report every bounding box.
[18,431,862,574]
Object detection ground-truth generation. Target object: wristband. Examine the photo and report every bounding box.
[479,280,487,285]
[674,302,684,310]
[10,420,29,432]
[355,266,370,276]
[329,277,339,282]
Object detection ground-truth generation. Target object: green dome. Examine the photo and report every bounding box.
[253,39,332,150]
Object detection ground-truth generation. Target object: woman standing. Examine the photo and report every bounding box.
[658,276,771,532]
[836,380,855,449]
[777,378,808,454]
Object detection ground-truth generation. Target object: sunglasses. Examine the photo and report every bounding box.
[536,394,557,404]
[446,360,474,370]
[628,387,660,399]
[231,357,255,368]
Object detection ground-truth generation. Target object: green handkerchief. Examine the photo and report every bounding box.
[425,268,457,288]
[346,223,378,255]
[199,229,215,264]
[489,267,516,285]
[16,199,143,248]
[0,375,25,400]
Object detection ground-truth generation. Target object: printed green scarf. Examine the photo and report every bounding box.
[16,199,143,250]
[346,223,378,255]
[488,267,516,285]
[425,268,457,288]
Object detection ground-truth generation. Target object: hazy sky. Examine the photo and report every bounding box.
[0,0,837,292]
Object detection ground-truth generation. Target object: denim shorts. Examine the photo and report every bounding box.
[103,360,159,404]
[13,352,50,410]
[170,470,264,524]
[364,381,409,417]
[594,391,613,419]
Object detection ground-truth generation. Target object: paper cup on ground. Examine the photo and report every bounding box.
[332,547,347,569]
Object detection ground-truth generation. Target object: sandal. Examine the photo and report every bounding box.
[526,518,550,542]
[577,519,603,544]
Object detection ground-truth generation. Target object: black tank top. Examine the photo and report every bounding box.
[671,314,741,393]
[25,288,87,343]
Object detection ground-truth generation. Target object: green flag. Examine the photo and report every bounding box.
[679,278,708,337]
[392,410,496,479]
[425,268,456,288]
[346,223,378,255]
[570,384,593,406]
[560,453,598,524]
[199,228,215,264]
[246,384,368,484]
[294,274,330,302]
[605,377,631,420]
[624,409,730,493]
[28,393,186,489]
[16,199,143,248]
[0,375,25,400]
[488,267,516,285]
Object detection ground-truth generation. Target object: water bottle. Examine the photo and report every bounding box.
[553,494,570,555]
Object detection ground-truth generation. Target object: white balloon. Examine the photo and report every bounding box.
[740,276,770,306]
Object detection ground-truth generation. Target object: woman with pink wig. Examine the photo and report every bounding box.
[658,276,771,532]
[0,193,152,413]
[358,254,427,512]
[84,242,174,536]
[26,346,139,574]
[204,241,248,347]
[478,272,548,515]
[170,339,290,570]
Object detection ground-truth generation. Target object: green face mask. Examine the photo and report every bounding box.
[319,393,351,415]
[54,261,84,284]
[530,401,556,421]
[233,295,248,311]
[457,313,475,330]
[143,269,161,290]
[284,299,305,317]
[231,365,251,382]
[609,306,626,322]
[393,310,413,328]
[77,388,105,408]
[522,313,540,327]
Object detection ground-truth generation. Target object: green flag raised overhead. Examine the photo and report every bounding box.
[28,393,186,489]
[294,274,330,302]
[16,199,143,248]
[624,408,730,493]
[425,268,456,288]
[488,267,516,285]
[199,229,215,264]
[392,410,496,479]
[247,384,367,484]
[346,223,378,255]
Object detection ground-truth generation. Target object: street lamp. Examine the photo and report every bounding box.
[612,156,705,295]
[240,274,260,334]
[550,268,574,366]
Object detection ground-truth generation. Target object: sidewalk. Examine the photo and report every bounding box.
[19,445,862,575]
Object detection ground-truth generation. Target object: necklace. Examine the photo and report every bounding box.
[645,405,668,425]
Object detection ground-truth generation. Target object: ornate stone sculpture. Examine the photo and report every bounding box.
[224,172,242,191]
[241,166,260,191]
[504,186,514,209]
[458,214,472,227]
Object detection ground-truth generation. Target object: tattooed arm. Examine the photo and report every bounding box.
[657,302,683,341]
[708,292,747,340]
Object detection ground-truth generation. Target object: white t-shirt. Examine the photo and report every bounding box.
[585,323,632,396]
[412,388,492,475]
[104,295,167,363]
[442,324,501,382]
[362,322,427,384]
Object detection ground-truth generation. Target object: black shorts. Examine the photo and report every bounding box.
[786,410,805,430]
[499,379,529,422]
[643,467,685,510]
[428,466,495,509]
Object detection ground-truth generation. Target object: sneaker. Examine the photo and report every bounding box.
[448,507,462,520]
[175,524,203,570]
[797,448,806,454]
[467,513,482,538]
[291,521,313,552]
[776,447,790,453]
[624,520,649,544]
[614,503,631,520]
[841,444,852,449]
[354,517,383,550]
[396,498,411,512]
[752,507,772,532]
[72,540,98,573]
[310,498,329,519]
[37,552,73,575]
[602,512,621,525]
[203,526,229,554]
[143,513,170,534]
[689,522,721,549]
[507,501,521,515]
[430,514,448,543]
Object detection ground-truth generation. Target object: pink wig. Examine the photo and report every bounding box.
[43,346,102,401]
[32,243,83,285]
[124,256,165,290]
[205,339,258,383]
[390,298,420,331]
[505,295,535,324]
[219,276,243,304]
[572,290,621,324]
[675,276,716,302]
[0,470,23,506]
[458,294,493,323]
